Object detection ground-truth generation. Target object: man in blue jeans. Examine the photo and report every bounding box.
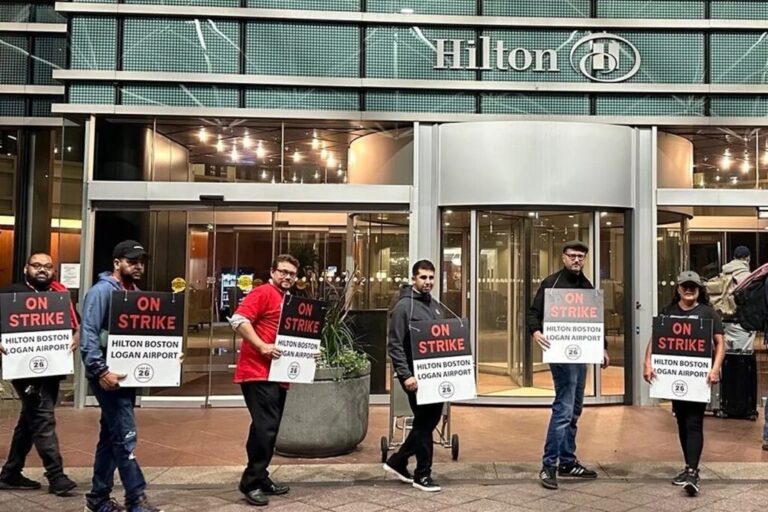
[528,240,609,490]
[80,240,162,512]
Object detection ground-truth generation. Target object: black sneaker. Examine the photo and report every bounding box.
[0,472,42,490]
[683,468,700,496]
[260,479,289,496]
[383,461,414,483]
[127,496,164,512]
[49,474,77,496]
[672,467,689,486]
[558,461,598,479]
[539,466,558,490]
[85,498,127,512]
[412,475,441,492]
[244,489,269,506]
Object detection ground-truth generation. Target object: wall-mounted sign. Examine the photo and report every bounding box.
[434,32,640,83]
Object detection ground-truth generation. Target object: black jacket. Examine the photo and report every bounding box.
[388,285,444,382]
[528,267,595,334]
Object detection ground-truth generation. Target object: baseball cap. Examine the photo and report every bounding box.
[112,240,149,260]
[734,245,751,259]
[562,240,589,254]
[676,270,702,287]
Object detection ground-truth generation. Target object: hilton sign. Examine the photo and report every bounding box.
[434,33,641,83]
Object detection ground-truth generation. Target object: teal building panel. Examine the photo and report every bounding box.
[125,0,240,5]
[245,88,359,110]
[595,95,705,116]
[70,84,117,104]
[246,23,359,77]
[71,17,117,70]
[481,93,589,115]
[31,97,60,117]
[597,0,705,19]
[712,1,768,19]
[367,26,476,81]
[0,97,25,116]
[613,32,704,83]
[711,33,768,84]
[121,85,239,107]
[246,0,360,10]
[368,0,475,15]
[0,3,31,22]
[483,0,589,17]
[33,36,67,86]
[0,35,29,85]
[124,18,239,74]
[366,90,475,113]
[711,96,768,117]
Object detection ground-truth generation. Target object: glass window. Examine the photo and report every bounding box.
[600,212,626,396]
[663,127,768,189]
[94,119,411,184]
[368,0,475,15]
[482,0,589,17]
[71,17,117,70]
[0,129,19,288]
[32,36,67,86]
[0,35,28,85]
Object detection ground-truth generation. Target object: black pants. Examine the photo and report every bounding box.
[386,389,444,479]
[672,400,706,470]
[240,381,287,493]
[1,378,64,481]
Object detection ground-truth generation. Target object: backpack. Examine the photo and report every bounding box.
[706,271,738,319]
[732,262,768,331]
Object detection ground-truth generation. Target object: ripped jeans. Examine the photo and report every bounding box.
[86,382,146,509]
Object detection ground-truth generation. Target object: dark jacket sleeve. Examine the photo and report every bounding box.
[528,283,546,335]
[387,302,413,381]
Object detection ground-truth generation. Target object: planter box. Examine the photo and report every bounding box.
[275,364,371,458]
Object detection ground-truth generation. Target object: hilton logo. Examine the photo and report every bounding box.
[434,32,641,83]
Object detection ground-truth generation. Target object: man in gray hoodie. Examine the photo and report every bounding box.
[383,259,444,493]
[721,246,753,352]
[80,240,162,512]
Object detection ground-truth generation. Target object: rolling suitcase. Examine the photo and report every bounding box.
[718,350,759,421]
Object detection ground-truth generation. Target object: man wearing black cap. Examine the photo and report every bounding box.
[528,240,609,490]
[719,246,754,352]
[80,240,162,512]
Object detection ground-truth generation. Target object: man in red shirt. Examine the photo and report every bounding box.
[229,254,299,507]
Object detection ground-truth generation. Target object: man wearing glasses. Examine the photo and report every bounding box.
[229,254,299,507]
[0,252,78,496]
[528,241,609,490]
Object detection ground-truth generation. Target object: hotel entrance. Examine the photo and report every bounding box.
[440,208,631,404]
[82,205,409,407]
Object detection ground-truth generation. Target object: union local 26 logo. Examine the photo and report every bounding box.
[569,33,641,83]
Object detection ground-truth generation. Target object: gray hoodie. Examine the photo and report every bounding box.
[388,285,444,383]
[80,271,131,379]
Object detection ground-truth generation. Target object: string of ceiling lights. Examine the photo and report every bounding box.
[195,127,347,183]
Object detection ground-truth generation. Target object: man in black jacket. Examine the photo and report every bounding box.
[529,241,609,490]
[383,259,443,492]
[0,252,78,496]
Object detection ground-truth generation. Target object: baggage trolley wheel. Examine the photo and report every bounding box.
[750,414,758,422]
[714,410,725,418]
[380,436,389,463]
[451,434,459,461]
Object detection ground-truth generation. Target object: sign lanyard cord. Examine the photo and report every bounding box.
[408,289,464,331]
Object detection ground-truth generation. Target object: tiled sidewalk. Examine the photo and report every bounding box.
[4,463,768,511]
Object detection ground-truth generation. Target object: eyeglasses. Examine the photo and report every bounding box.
[564,253,586,261]
[416,275,435,281]
[274,268,297,278]
[29,263,53,271]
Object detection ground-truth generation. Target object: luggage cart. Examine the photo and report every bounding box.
[379,373,459,463]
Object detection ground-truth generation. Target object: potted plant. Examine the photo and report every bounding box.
[275,270,372,457]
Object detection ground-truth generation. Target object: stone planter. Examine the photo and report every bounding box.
[275,363,371,458]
